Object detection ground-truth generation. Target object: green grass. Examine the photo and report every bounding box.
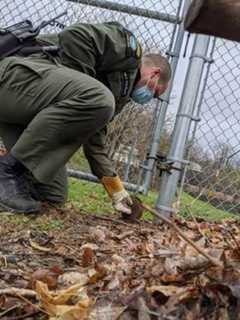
[68,150,90,172]
[179,192,238,221]
[68,178,239,221]
[1,178,237,233]
[69,179,113,214]
[0,213,65,233]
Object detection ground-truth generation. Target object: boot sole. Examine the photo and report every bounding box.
[0,201,40,214]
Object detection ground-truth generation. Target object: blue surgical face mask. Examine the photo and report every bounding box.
[131,85,154,105]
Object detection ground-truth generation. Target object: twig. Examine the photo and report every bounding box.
[15,292,49,316]
[137,296,151,320]
[0,288,36,297]
[141,203,223,268]
[91,214,140,228]
[7,310,41,320]
[185,205,209,243]
[115,231,134,240]
[0,304,20,317]
[0,288,49,317]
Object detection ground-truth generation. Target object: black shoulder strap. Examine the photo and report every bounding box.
[0,11,66,58]
[19,45,60,56]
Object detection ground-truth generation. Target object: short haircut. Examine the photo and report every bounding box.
[143,53,172,84]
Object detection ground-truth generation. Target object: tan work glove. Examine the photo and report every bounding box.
[101,176,133,215]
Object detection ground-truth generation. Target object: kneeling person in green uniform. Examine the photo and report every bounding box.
[0,22,171,215]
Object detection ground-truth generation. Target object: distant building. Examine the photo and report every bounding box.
[113,143,140,168]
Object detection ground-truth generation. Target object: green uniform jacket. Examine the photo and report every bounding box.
[38,22,142,178]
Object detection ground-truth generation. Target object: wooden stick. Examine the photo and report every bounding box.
[0,288,36,298]
[0,305,19,318]
[185,205,209,243]
[7,311,41,320]
[0,288,49,316]
[141,203,223,268]
[91,214,140,228]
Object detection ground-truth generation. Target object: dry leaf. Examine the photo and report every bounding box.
[36,281,92,320]
[58,272,89,287]
[30,240,51,252]
[156,248,179,257]
[147,285,187,296]
[88,266,108,284]
[82,247,95,267]
[81,243,99,250]
[91,228,106,242]
[89,305,127,320]
[29,268,61,290]
[107,275,121,291]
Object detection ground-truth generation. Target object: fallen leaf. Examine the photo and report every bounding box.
[136,296,152,320]
[91,228,106,242]
[88,266,108,284]
[29,240,51,252]
[147,285,187,296]
[106,275,121,291]
[29,268,61,290]
[81,243,99,250]
[155,248,179,257]
[82,247,95,267]
[89,304,127,320]
[36,281,92,320]
[58,272,89,287]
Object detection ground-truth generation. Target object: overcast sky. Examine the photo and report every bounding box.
[1,0,240,162]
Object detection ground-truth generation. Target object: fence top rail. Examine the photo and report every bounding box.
[66,0,181,24]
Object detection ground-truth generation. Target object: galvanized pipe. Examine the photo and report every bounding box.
[156,34,212,218]
[67,0,180,24]
[185,38,216,156]
[142,0,190,194]
[177,38,216,204]
[67,168,144,192]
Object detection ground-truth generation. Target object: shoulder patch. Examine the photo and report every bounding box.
[129,35,137,51]
[125,31,141,60]
[136,42,142,59]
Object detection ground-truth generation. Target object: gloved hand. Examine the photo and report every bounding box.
[101,175,133,215]
[112,189,133,214]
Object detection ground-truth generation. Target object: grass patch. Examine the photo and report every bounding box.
[33,218,65,232]
[69,178,239,221]
[0,214,65,233]
[1,178,237,232]
[68,178,112,214]
[180,192,238,221]
[68,149,90,172]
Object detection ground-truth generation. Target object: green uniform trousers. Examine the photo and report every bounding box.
[0,57,115,203]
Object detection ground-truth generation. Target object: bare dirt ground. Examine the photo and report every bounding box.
[0,204,240,320]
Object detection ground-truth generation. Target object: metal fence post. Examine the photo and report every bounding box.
[156,34,212,217]
[142,0,191,195]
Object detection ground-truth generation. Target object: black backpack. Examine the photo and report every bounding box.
[0,11,66,58]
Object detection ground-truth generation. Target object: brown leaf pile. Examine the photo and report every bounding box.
[0,204,240,319]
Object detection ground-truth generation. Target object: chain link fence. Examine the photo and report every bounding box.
[0,0,180,189]
[2,0,239,215]
[183,37,240,214]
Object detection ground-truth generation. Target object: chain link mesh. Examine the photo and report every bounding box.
[0,0,179,185]
[2,0,238,215]
[184,38,240,214]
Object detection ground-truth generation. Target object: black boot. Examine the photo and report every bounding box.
[0,153,41,213]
